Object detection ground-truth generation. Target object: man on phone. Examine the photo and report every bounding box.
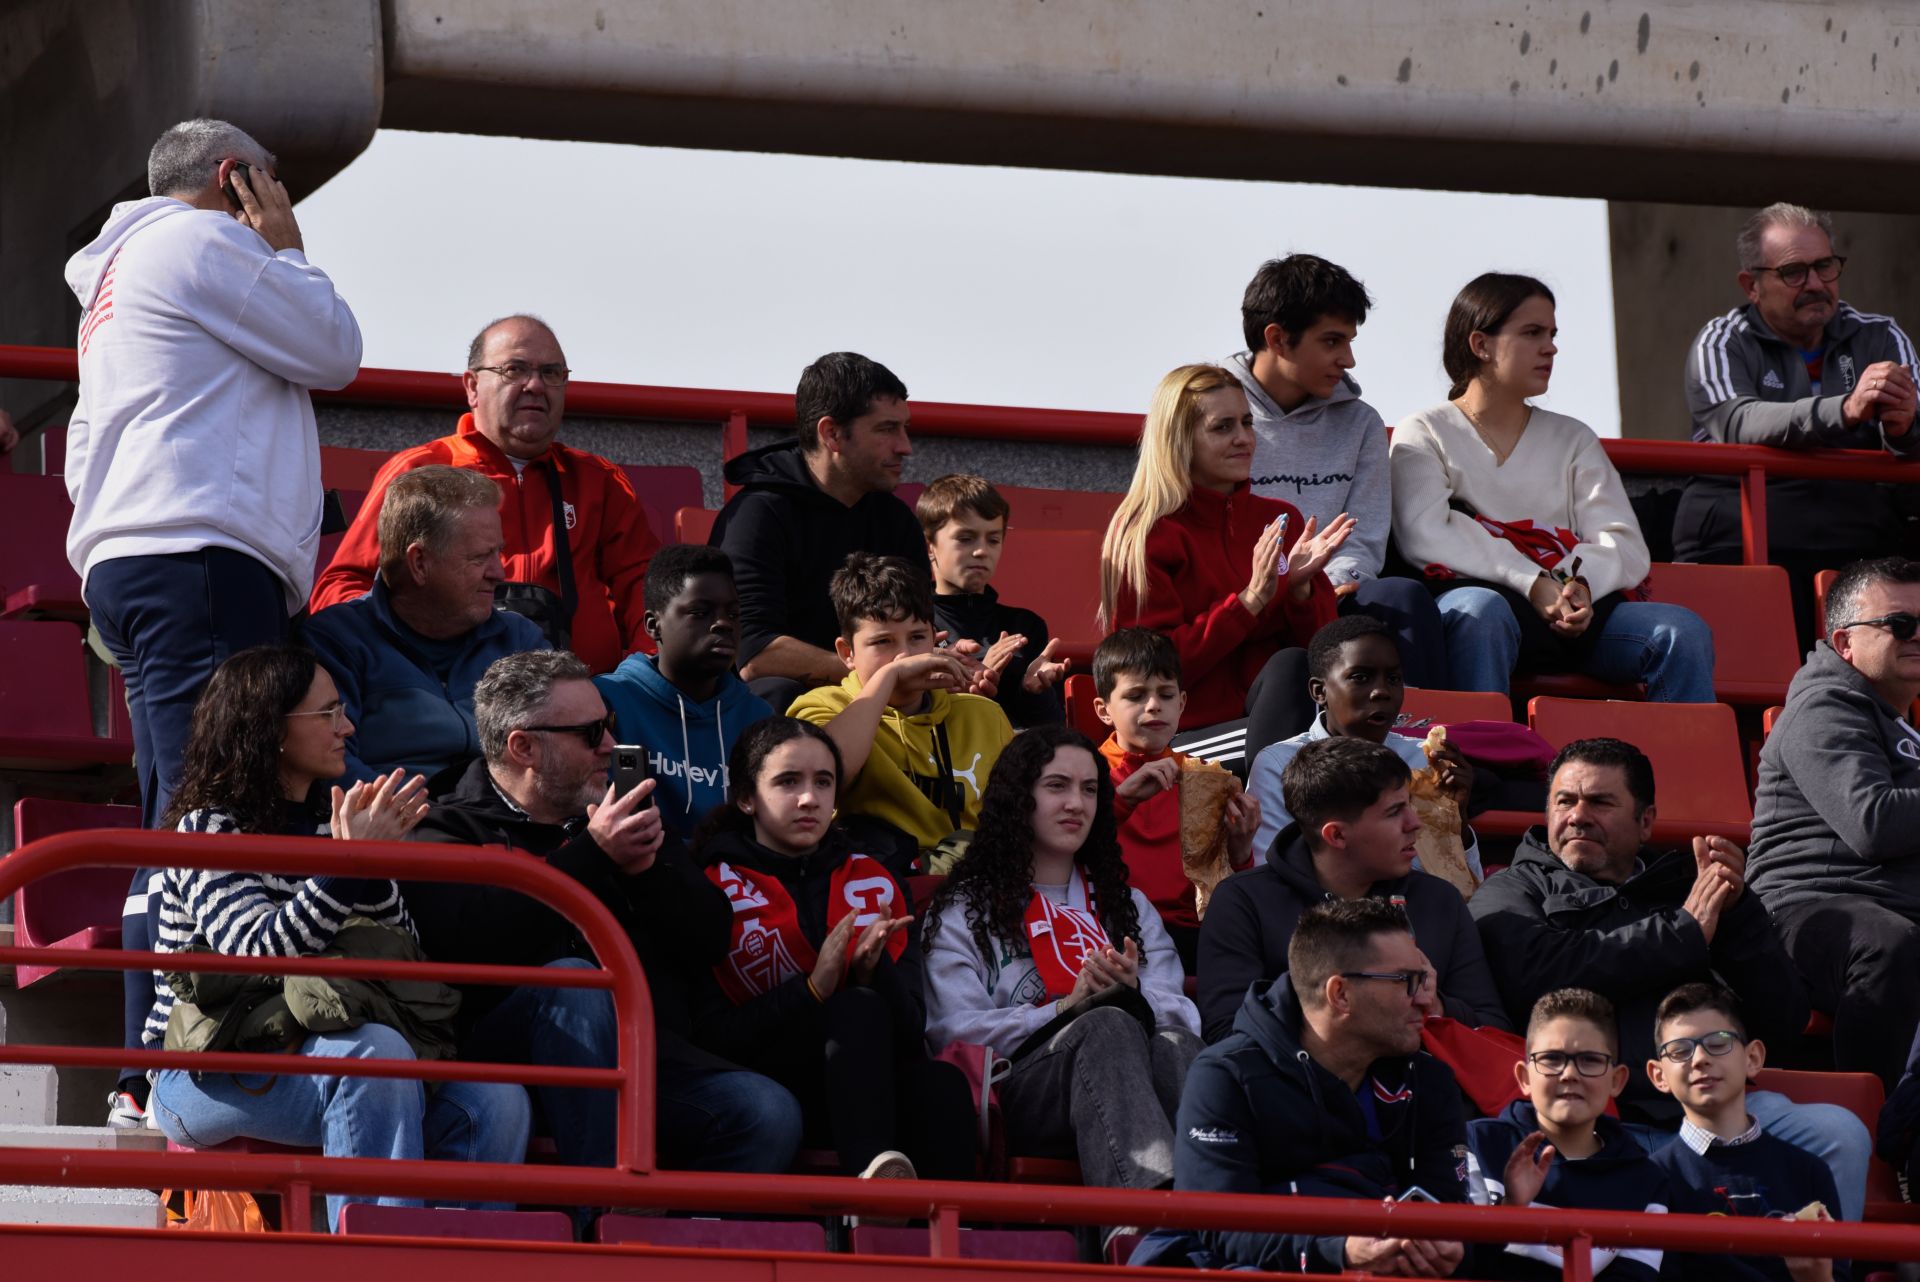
[1673,202,1920,650]
[65,117,362,828]
[403,650,802,1193]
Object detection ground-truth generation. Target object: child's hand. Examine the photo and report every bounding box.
[1022,637,1069,693]
[1115,757,1180,802]
[1431,741,1474,805]
[1500,1130,1555,1208]
[886,650,972,696]
[1783,1204,1835,1282]
[1225,790,1261,868]
[982,631,1028,674]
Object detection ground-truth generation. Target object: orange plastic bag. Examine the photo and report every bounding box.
[163,1188,267,1232]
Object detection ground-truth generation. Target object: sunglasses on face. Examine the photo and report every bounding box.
[1655,1029,1745,1063]
[1844,612,1920,642]
[522,717,612,749]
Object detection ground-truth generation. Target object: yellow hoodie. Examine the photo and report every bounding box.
[789,672,1014,852]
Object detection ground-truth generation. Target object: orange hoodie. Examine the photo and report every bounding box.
[310,414,659,673]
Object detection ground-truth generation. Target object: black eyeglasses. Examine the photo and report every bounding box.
[1751,255,1846,288]
[1655,1029,1745,1064]
[472,361,571,388]
[1526,1050,1617,1078]
[1339,970,1433,998]
[1845,612,1920,642]
[522,717,612,748]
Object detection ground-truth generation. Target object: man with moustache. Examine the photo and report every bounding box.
[1674,203,1920,649]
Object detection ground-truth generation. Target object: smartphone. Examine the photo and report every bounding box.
[221,161,252,210]
[611,745,654,808]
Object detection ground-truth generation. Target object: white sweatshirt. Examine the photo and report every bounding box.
[64,198,362,611]
[1388,402,1650,600]
[922,879,1201,1059]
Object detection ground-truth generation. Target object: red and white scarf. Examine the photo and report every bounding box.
[1021,867,1112,1001]
[706,854,909,1004]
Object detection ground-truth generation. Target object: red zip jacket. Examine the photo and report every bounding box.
[310,414,659,673]
[1100,734,1198,928]
[1109,484,1337,727]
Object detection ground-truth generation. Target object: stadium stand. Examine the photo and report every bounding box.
[0,620,132,767]
[0,471,86,620]
[8,798,137,986]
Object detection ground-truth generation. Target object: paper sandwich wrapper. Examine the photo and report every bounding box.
[1178,758,1241,921]
[1408,725,1480,901]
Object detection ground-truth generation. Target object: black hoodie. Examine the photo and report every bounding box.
[931,586,1064,729]
[1195,824,1510,1044]
[687,825,929,1080]
[711,440,928,665]
[403,757,736,1073]
[1174,973,1472,1274]
[1468,828,1808,1121]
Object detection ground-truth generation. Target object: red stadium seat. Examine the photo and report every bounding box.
[675,506,718,545]
[1762,705,1784,738]
[1063,674,1105,741]
[1106,1231,1144,1265]
[10,798,139,987]
[1645,562,1801,705]
[597,1214,827,1251]
[987,528,1103,669]
[1005,1156,1081,1185]
[1526,697,1750,840]
[0,620,132,768]
[848,1225,1079,1261]
[319,445,393,491]
[1814,568,1838,641]
[1752,1069,1907,1218]
[1400,687,1513,725]
[340,1205,574,1242]
[996,485,1121,531]
[0,473,85,620]
[620,465,703,548]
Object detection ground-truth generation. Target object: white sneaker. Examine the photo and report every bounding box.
[858,1150,916,1181]
[106,1090,147,1130]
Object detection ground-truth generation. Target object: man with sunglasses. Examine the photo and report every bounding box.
[1676,202,1920,650]
[1752,556,1920,1097]
[313,314,661,674]
[404,650,804,1207]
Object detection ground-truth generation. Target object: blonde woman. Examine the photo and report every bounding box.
[1100,364,1353,769]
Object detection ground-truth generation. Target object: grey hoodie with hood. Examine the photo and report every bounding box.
[1227,352,1393,585]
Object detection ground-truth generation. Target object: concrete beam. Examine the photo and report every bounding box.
[382,0,1920,210]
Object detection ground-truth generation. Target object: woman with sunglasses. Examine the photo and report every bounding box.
[1390,274,1714,700]
[923,724,1201,1192]
[143,643,531,1230]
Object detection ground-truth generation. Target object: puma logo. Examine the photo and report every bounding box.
[953,752,984,798]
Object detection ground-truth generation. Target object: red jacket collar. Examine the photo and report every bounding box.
[1179,481,1251,527]
[453,412,566,472]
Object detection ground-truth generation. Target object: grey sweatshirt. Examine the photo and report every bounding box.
[1749,642,1920,917]
[1226,351,1392,584]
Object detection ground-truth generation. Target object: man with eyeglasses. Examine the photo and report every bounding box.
[302,465,548,783]
[403,650,802,1207]
[1159,897,1473,1275]
[1675,201,1920,650]
[313,314,660,674]
[1471,736,1872,1219]
[1751,556,1920,1098]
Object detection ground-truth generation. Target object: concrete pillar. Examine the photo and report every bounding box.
[1608,201,1920,440]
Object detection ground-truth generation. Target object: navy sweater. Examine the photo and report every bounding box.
[1653,1129,1847,1282]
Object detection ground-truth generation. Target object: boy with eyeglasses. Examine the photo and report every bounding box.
[1466,988,1669,1280]
[1647,983,1847,1282]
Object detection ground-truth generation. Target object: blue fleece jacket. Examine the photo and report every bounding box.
[593,653,771,840]
[300,579,548,784]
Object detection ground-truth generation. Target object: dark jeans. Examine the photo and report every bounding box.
[760,985,975,1180]
[1343,576,1448,691]
[87,548,292,828]
[463,959,802,1173]
[1772,895,1920,1090]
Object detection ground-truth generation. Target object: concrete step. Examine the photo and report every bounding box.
[0,1123,165,1150]
[0,1183,164,1228]
[0,1066,56,1126]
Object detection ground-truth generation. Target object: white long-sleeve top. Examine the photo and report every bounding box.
[1388,403,1650,600]
[64,197,362,611]
[922,879,1200,1059]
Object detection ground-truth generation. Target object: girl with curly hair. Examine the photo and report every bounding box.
[690,716,975,1182]
[143,643,531,1230]
[922,723,1201,1191]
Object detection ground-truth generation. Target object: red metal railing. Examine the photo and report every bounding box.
[1,829,1919,1275]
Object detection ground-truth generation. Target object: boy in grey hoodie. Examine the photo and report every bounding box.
[1229,254,1448,688]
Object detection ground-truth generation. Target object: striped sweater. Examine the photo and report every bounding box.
[143,807,414,1048]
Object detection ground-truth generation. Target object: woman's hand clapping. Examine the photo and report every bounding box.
[329,768,429,842]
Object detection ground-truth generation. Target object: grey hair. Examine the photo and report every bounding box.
[1736,202,1835,271]
[465,314,559,370]
[1825,557,1920,634]
[148,119,274,199]
[474,650,593,762]
[375,465,501,580]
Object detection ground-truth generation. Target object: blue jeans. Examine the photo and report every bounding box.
[1345,576,1449,691]
[1624,1090,1870,1222]
[1436,586,1715,702]
[463,958,802,1174]
[150,1023,532,1230]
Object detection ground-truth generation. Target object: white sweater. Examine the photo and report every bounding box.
[64,198,362,611]
[922,880,1200,1059]
[1388,403,1650,600]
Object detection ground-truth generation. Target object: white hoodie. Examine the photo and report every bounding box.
[64,198,362,610]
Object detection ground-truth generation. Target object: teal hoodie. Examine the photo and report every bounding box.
[593,654,772,840]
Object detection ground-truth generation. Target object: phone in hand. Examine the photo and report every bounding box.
[221,161,253,210]
[611,745,654,809]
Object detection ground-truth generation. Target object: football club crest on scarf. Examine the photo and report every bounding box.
[1022,866,1111,1000]
[707,855,909,1002]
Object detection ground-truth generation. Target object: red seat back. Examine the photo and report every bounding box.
[675,506,718,545]
[319,446,395,492]
[10,799,140,986]
[848,1225,1079,1261]
[597,1215,827,1251]
[996,485,1122,531]
[985,528,1103,668]
[1401,687,1513,725]
[620,465,703,548]
[1752,1068,1902,1207]
[1814,568,1839,641]
[1063,674,1106,741]
[0,473,83,615]
[0,620,94,741]
[1646,562,1802,704]
[1527,697,1751,833]
[339,1205,574,1242]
